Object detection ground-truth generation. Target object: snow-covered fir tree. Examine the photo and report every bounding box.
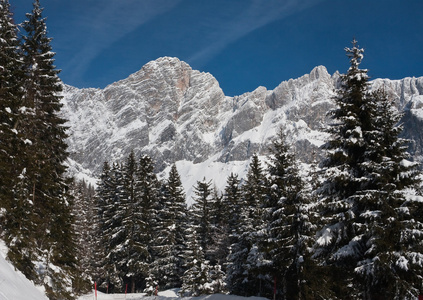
[121,151,144,293]
[261,128,317,300]
[315,39,423,299]
[0,0,37,283]
[242,153,268,230]
[148,164,188,290]
[314,39,378,298]
[226,154,267,297]
[165,163,189,282]
[208,173,242,276]
[207,186,229,267]
[180,226,213,297]
[190,178,214,258]
[121,154,159,292]
[15,1,77,298]
[223,173,243,242]
[96,154,161,293]
[353,88,423,299]
[0,0,22,194]
[100,162,125,292]
[70,180,96,294]
[92,161,113,290]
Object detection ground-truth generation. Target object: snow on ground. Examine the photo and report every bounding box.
[77,288,268,300]
[0,241,48,300]
[1,247,268,300]
[0,243,267,300]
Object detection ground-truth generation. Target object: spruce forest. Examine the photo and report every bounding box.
[1,0,423,299]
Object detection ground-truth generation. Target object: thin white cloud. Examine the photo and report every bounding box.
[58,0,182,85]
[187,0,324,67]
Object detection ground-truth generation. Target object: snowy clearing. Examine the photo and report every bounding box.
[1,240,267,300]
[77,289,267,300]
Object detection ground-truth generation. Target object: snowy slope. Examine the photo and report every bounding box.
[0,242,47,300]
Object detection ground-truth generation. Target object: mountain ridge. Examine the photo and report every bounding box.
[60,57,423,200]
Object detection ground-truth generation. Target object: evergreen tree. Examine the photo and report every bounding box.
[242,154,268,230]
[210,263,227,294]
[131,154,159,291]
[180,226,213,297]
[0,0,24,196]
[0,0,36,281]
[226,154,267,296]
[147,182,171,292]
[70,180,96,295]
[260,128,316,300]
[190,178,214,256]
[94,161,118,291]
[149,164,188,289]
[93,161,110,288]
[315,40,423,299]
[208,173,242,278]
[223,173,243,241]
[101,162,125,292]
[96,154,162,293]
[208,186,229,267]
[210,186,224,231]
[314,40,376,298]
[121,151,141,293]
[11,1,77,298]
[353,89,423,299]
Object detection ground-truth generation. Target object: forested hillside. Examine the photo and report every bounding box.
[78,43,423,299]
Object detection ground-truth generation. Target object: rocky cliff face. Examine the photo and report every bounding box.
[60,57,423,195]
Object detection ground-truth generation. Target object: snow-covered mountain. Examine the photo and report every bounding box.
[60,57,423,202]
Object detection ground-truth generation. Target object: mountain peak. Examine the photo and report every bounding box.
[60,61,423,201]
[309,65,330,81]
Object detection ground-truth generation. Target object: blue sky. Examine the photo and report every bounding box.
[11,0,423,96]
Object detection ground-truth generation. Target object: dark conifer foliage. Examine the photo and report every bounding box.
[223,173,243,242]
[100,162,125,291]
[261,129,317,300]
[0,0,23,203]
[0,0,34,279]
[190,178,214,256]
[314,40,378,297]
[122,151,145,293]
[230,153,268,297]
[133,154,160,288]
[70,180,96,294]
[93,161,115,290]
[95,153,170,293]
[353,89,423,299]
[207,186,228,267]
[150,164,188,289]
[208,173,242,276]
[20,2,77,299]
[315,39,423,299]
[242,153,268,230]
[0,0,77,299]
[180,227,212,297]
